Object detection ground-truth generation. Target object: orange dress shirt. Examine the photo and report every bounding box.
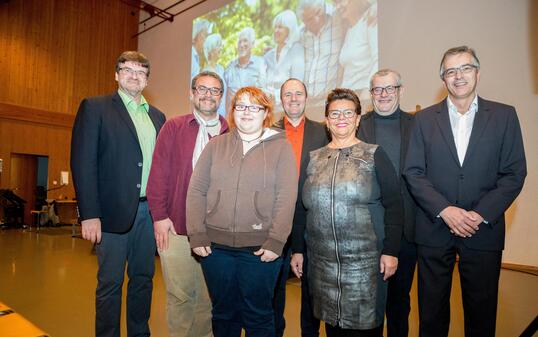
[283,116,305,175]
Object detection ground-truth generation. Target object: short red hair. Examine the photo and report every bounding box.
[227,87,274,129]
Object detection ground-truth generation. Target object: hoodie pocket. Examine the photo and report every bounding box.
[253,191,270,222]
[206,190,221,216]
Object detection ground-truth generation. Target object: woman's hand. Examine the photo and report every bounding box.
[380,254,398,281]
[192,246,212,257]
[254,248,279,262]
[290,253,304,278]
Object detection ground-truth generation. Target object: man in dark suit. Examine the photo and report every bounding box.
[274,78,328,337]
[404,46,527,337]
[358,68,416,337]
[71,51,166,337]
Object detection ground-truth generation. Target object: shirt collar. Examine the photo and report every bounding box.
[233,57,254,68]
[283,115,305,130]
[117,89,149,112]
[447,95,478,117]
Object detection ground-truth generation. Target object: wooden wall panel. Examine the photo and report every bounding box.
[0,0,139,115]
[0,0,140,200]
[0,118,74,200]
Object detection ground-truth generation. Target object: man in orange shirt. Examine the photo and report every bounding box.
[273,78,328,337]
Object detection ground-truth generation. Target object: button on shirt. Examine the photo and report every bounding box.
[447,95,478,166]
[118,90,156,197]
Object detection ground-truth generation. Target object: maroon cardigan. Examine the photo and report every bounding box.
[147,113,228,235]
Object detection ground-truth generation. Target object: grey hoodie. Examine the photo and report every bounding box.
[186,128,298,255]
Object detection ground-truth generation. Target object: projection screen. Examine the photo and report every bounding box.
[191,0,378,118]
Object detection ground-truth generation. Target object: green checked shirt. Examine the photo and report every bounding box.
[118,90,156,197]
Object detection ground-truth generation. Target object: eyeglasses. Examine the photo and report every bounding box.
[193,86,223,96]
[370,85,400,96]
[119,67,148,78]
[234,104,265,113]
[327,109,356,119]
[442,64,477,78]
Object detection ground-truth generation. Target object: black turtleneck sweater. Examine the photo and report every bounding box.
[374,109,401,174]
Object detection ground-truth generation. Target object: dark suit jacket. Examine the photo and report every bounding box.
[71,92,166,233]
[358,108,417,243]
[403,97,526,250]
[274,117,329,253]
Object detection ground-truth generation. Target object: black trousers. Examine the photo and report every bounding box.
[417,238,502,337]
[274,243,291,337]
[301,249,321,337]
[95,201,156,337]
[386,237,417,337]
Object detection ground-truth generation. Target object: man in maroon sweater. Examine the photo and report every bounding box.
[147,71,228,337]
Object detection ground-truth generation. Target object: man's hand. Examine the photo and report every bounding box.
[440,206,479,237]
[81,218,102,244]
[192,246,212,257]
[290,253,304,278]
[466,210,485,228]
[380,254,398,281]
[254,248,279,262]
[154,218,176,251]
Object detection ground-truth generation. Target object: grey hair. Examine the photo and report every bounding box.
[296,0,326,19]
[439,46,480,78]
[238,27,256,44]
[370,68,403,89]
[273,10,300,45]
[191,70,224,91]
[192,19,211,41]
[203,33,222,60]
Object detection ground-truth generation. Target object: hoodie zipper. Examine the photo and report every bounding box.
[330,150,342,324]
[230,134,270,244]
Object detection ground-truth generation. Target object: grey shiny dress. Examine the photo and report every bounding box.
[303,142,403,330]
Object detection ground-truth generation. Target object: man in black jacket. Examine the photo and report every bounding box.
[358,68,416,337]
[404,46,526,337]
[71,51,166,337]
[274,78,328,337]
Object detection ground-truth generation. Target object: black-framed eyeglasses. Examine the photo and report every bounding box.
[442,64,477,78]
[193,86,223,96]
[370,85,400,96]
[119,67,148,78]
[327,109,356,119]
[234,104,265,113]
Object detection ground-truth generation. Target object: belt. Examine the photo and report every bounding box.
[139,196,147,202]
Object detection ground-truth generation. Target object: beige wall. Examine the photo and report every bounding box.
[139,0,537,267]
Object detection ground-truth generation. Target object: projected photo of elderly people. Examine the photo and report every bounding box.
[264,9,305,112]
[191,0,380,118]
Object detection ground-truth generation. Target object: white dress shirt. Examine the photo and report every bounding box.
[447,95,478,166]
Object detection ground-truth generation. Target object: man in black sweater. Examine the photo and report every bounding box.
[357,69,416,337]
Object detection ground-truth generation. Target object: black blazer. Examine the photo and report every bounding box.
[71,92,166,233]
[274,117,329,253]
[403,97,526,250]
[357,108,417,243]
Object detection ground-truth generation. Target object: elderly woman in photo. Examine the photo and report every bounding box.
[264,9,305,111]
[302,88,403,337]
[186,86,298,337]
[192,19,211,80]
[203,33,227,116]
